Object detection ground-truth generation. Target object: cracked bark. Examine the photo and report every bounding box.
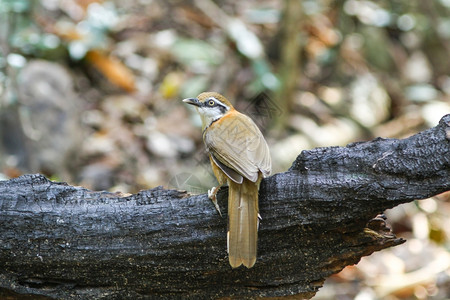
[0,115,449,299]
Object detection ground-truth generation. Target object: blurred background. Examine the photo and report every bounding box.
[0,0,449,299]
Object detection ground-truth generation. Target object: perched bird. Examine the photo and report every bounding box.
[183,92,271,268]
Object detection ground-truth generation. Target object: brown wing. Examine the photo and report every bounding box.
[204,111,271,182]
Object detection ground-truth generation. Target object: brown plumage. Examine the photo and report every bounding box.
[183,92,271,268]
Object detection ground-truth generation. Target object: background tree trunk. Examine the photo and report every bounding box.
[274,0,302,129]
[1,115,449,299]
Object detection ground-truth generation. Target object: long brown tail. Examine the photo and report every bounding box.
[227,178,259,268]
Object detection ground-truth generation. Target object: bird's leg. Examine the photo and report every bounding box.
[208,186,222,217]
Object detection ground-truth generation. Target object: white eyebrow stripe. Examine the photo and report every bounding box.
[208,97,229,111]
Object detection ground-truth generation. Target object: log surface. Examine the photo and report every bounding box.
[1,115,449,299]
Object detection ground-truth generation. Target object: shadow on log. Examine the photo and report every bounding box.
[1,115,449,299]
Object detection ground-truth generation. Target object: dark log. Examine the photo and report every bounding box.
[1,115,449,299]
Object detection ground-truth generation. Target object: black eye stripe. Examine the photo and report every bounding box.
[203,97,228,112]
[205,97,218,106]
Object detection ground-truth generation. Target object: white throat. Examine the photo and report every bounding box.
[197,106,224,130]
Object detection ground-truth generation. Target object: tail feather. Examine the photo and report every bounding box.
[227,179,259,268]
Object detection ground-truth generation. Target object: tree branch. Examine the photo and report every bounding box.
[1,115,449,299]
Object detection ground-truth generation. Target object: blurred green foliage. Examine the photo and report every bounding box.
[0,0,448,184]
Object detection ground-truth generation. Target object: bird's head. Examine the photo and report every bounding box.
[183,92,234,129]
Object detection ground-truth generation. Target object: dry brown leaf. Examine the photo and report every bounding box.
[86,50,136,92]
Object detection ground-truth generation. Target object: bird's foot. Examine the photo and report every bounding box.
[208,186,222,217]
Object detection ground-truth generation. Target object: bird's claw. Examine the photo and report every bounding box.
[208,187,222,217]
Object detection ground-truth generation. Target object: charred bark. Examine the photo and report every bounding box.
[1,115,449,299]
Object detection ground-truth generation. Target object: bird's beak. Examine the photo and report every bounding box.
[182,98,201,107]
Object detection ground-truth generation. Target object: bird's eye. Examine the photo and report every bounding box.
[208,100,215,106]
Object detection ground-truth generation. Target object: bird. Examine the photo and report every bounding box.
[183,92,271,268]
